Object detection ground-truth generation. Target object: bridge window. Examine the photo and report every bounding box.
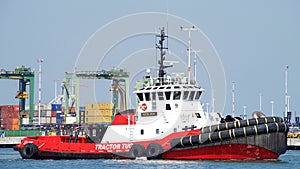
[156,129,159,134]
[195,91,202,100]
[173,91,181,100]
[183,91,189,100]
[145,93,150,101]
[151,92,156,101]
[137,93,143,101]
[188,91,195,101]
[158,92,164,100]
[165,92,171,100]
[141,129,144,135]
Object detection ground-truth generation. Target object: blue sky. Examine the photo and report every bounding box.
[0,0,299,120]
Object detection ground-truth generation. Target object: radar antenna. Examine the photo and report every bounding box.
[156,27,172,85]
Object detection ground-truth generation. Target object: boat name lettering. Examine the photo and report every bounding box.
[141,112,157,117]
[95,143,133,151]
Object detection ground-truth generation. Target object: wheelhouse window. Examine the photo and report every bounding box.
[151,92,156,101]
[165,92,171,100]
[195,91,202,100]
[137,93,143,102]
[183,91,189,100]
[145,93,150,101]
[158,92,164,100]
[188,91,195,101]
[173,91,181,100]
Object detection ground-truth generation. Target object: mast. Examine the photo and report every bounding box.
[181,26,197,85]
[285,65,289,117]
[37,58,44,125]
[156,27,171,85]
[232,81,235,117]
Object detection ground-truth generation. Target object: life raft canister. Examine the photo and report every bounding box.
[140,103,147,111]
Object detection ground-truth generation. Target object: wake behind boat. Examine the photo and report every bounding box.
[13,27,288,160]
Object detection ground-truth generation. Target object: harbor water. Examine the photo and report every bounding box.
[0,148,300,169]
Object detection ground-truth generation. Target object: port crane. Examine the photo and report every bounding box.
[63,68,129,123]
[0,66,34,125]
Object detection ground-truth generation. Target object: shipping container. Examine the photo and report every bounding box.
[56,118,64,124]
[51,117,56,123]
[12,118,19,125]
[85,116,112,123]
[79,106,85,111]
[22,118,30,125]
[51,110,57,117]
[46,110,51,117]
[45,104,52,110]
[46,117,51,123]
[66,117,76,124]
[51,104,62,111]
[41,111,47,117]
[34,104,45,111]
[40,117,46,124]
[2,124,20,130]
[56,112,64,119]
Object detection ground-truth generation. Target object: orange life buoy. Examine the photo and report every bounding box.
[141,103,147,111]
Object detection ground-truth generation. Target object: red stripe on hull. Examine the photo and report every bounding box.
[162,144,279,160]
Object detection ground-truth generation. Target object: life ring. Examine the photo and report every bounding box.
[21,143,38,159]
[146,143,163,159]
[129,144,145,158]
[140,103,147,111]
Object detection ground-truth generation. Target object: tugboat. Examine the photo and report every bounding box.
[14,27,288,160]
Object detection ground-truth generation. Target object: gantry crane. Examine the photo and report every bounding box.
[0,66,34,125]
[63,68,129,123]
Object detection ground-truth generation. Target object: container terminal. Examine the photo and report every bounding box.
[0,65,299,149]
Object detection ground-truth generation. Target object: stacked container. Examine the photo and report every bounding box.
[51,104,62,124]
[33,104,63,124]
[85,102,114,124]
[79,106,85,124]
[0,105,20,130]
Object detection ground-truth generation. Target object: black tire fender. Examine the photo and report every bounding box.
[21,143,38,159]
[146,143,163,159]
[129,144,145,158]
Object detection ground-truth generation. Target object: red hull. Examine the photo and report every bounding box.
[162,144,279,160]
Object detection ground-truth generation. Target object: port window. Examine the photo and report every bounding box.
[141,129,144,135]
[195,113,201,118]
[188,91,195,101]
[183,91,189,100]
[173,91,181,100]
[137,93,143,101]
[145,93,150,101]
[158,92,164,100]
[156,129,159,134]
[166,104,171,110]
[165,92,171,100]
[174,128,177,132]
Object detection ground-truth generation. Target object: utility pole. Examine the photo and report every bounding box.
[259,93,262,111]
[243,106,247,120]
[285,65,288,117]
[232,81,235,117]
[270,101,274,116]
[206,102,209,113]
[37,58,44,125]
[181,26,197,85]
